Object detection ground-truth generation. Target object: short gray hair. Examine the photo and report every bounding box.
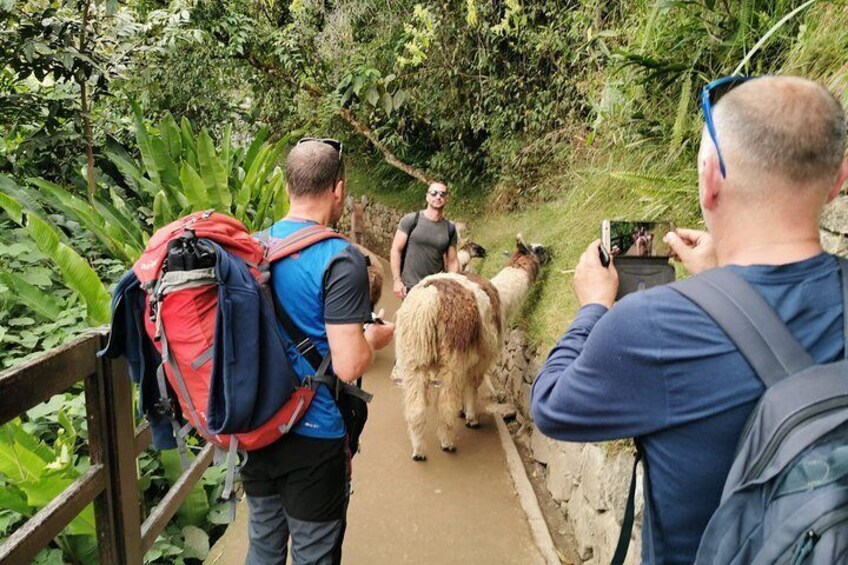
[286,141,345,198]
[714,76,846,184]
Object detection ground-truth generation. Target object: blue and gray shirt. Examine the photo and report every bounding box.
[270,219,372,440]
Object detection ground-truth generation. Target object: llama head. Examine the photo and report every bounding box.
[509,234,550,279]
[461,240,487,259]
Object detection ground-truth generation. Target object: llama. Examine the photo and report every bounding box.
[353,243,384,308]
[454,222,487,272]
[395,235,549,460]
[457,240,487,272]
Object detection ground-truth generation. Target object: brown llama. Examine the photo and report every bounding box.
[395,235,549,460]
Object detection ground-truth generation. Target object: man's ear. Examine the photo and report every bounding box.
[700,152,723,211]
[826,158,848,204]
[285,183,291,197]
[334,179,345,199]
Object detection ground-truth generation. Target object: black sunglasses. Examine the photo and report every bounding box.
[297,137,344,178]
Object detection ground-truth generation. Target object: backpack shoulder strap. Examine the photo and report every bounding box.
[839,257,848,359]
[446,221,456,252]
[670,267,815,387]
[263,224,348,263]
[400,211,420,274]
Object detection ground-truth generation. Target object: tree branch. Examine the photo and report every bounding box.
[242,53,435,186]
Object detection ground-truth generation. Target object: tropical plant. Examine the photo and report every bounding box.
[0,111,291,325]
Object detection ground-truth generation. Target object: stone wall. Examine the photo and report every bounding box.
[337,195,405,257]
[490,330,643,565]
[820,195,848,255]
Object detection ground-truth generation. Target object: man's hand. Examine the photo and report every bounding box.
[664,228,717,275]
[392,279,407,299]
[365,319,394,351]
[574,240,618,309]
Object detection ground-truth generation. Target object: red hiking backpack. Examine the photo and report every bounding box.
[134,211,350,466]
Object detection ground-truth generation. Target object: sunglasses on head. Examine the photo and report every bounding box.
[297,137,344,178]
[428,190,447,198]
[701,75,758,178]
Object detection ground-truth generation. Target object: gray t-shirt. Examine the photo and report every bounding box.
[399,212,457,288]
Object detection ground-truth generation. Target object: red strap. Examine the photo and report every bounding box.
[265,225,348,262]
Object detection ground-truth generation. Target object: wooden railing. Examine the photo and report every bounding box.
[0,330,213,565]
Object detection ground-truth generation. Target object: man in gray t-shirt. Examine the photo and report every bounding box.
[390,182,459,298]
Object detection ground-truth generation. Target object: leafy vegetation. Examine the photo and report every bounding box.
[2,0,847,561]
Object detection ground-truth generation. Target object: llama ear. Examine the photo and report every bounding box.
[516,234,530,254]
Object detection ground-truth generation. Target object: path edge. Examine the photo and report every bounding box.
[487,377,562,565]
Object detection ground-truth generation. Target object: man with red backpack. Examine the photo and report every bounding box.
[242,138,394,564]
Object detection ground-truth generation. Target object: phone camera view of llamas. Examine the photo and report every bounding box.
[610,221,671,258]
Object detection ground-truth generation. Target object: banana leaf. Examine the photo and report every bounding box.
[179,163,210,211]
[197,129,232,213]
[159,450,210,527]
[24,215,110,325]
[160,113,183,163]
[0,272,64,319]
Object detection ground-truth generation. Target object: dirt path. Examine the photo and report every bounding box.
[207,260,544,564]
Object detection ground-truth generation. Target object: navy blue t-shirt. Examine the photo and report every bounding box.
[269,219,372,439]
[531,253,845,564]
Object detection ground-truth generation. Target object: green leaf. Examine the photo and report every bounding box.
[0,189,22,224]
[366,87,380,106]
[182,525,210,560]
[393,89,407,109]
[381,91,393,115]
[243,127,270,173]
[197,130,231,212]
[0,488,32,516]
[160,113,183,163]
[0,423,50,482]
[25,214,110,324]
[159,450,209,526]
[0,273,63,319]
[132,98,161,188]
[180,163,210,211]
[222,124,233,175]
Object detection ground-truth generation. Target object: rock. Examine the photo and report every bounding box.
[578,445,610,512]
[487,402,517,420]
[820,229,848,255]
[546,449,572,502]
[530,429,552,465]
[821,196,848,236]
[519,383,532,416]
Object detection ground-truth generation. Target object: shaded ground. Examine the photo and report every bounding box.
[207,259,545,564]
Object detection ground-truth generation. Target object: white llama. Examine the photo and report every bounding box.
[395,235,548,460]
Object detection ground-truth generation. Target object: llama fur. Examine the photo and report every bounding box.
[395,237,546,460]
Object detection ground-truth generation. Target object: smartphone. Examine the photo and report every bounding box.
[601,220,674,259]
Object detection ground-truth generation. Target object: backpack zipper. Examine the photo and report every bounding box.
[783,506,848,565]
[743,395,848,482]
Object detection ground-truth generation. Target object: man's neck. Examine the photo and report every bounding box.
[714,216,824,267]
[286,201,332,226]
[423,207,444,221]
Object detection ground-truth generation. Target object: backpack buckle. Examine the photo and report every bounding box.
[153,396,176,418]
[296,338,315,356]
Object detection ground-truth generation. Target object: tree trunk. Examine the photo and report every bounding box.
[79,0,96,201]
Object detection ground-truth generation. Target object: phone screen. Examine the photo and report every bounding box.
[601,220,674,258]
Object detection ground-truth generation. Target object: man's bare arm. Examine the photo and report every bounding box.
[326,322,394,383]
[445,245,459,273]
[390,229,409,297]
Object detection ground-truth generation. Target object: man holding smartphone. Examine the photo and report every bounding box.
[532,76,848,564]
